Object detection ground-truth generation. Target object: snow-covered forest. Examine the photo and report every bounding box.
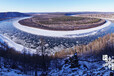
[0,33,113,76]
[0,12,114,76]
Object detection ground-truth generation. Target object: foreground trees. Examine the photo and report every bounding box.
[65,52,79,68]
[0,33,113,75]
[54,33,114,58]
[0,39,51,75]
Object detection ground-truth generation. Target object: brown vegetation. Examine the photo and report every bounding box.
[53,33,114,58]
[76,14,114,22]
[19,14,106,31]
[76,14,114,19]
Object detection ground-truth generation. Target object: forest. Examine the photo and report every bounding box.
[54,33,114,58]
[0,33,113,75]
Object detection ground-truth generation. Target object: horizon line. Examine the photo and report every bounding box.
[1,11,114,13]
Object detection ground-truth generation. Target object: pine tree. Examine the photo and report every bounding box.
[70,52,79,68]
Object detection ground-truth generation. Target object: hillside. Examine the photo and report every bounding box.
[0,33,113,75]
[54,33,114,58]
[0,12,30,21]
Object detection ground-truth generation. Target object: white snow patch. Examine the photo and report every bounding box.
[0,34,66,55]
[0,34,36,54]
[49,60,113,76]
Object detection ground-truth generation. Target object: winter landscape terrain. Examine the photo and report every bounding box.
[0,0,114,76]
[0,12,114,76]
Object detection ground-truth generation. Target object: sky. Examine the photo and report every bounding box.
[0,0,114,12]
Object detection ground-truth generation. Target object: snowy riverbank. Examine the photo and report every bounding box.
[0,17,111,55]
[0,34,66,55]
[13,17,111,38]
[0,34,36,54]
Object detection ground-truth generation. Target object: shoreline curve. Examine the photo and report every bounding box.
[13,17,111,38]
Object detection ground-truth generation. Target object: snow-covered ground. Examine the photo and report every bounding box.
[0,57,42,76]
[0,17,113,76]
[0,34,36,54]
[0,16,111,54]
[0,34,66,55]
[13,17,111,38]
[49,59,113,76]
[0,56,113,76]
[0,68,27,76]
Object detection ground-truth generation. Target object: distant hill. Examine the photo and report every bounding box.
[20,12,114,16]
[0,12,30,21]
[65,12,114,16]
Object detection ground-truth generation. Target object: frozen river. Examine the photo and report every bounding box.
[0,17,114,53]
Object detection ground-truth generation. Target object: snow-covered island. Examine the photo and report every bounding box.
[13,15,111,37]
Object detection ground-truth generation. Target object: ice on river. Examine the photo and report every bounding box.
[13,18,111,38]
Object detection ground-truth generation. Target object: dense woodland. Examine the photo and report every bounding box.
[0,33,114,75]
[54,33,114,58]
[0,38,63,75]
[0,42,51,75]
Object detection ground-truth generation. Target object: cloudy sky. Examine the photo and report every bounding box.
[0,0,114,12]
